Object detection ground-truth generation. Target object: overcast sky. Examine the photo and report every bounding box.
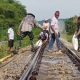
[17,0,80,20]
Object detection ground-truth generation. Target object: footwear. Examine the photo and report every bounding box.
[58,50,62,53]
[31,48,35,52]
[12,50,18,54]
[47,49,53,52]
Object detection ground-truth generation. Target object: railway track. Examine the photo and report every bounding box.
[0,40,80,80]
[19,42,47,80]
[0,47,34,80]
[19,41,80,80]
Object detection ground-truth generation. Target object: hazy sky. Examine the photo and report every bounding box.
[17,0,80,20]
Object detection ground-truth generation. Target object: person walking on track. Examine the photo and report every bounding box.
[48,11,61,52]
[18,13,37,52]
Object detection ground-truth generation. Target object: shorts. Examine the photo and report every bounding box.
[21,31,34,40]
[8,40,14,48]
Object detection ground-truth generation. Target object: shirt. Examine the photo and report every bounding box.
[8,28,14,40]
[50,16,59,34]
[39,31,48,41]
[21,15,36,32]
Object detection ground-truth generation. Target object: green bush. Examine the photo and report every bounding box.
[0,0,27,41]
[64,16,77,42]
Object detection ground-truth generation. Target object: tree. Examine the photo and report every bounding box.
[0,0,27,41]
[65,17,77,35]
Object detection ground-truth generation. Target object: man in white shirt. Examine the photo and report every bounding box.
[48,11,61,52]
[8,24,14,53]
[43,20,50,31]
[42,20,50,41]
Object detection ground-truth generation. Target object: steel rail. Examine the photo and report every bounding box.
[19,42,47,80]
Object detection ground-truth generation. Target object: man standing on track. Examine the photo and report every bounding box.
[18,13,37,52]
[48,11,61,52]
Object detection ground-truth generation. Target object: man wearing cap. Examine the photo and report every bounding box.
[18,13,37,52]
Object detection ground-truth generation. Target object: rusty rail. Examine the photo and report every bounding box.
[19,42,47,80]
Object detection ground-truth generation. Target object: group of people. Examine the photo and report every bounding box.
[7,11,80,54]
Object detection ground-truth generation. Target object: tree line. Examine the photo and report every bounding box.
[65,16,77,35]
[0,0,27,41]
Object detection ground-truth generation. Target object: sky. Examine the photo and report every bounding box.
[17,0,80,20]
